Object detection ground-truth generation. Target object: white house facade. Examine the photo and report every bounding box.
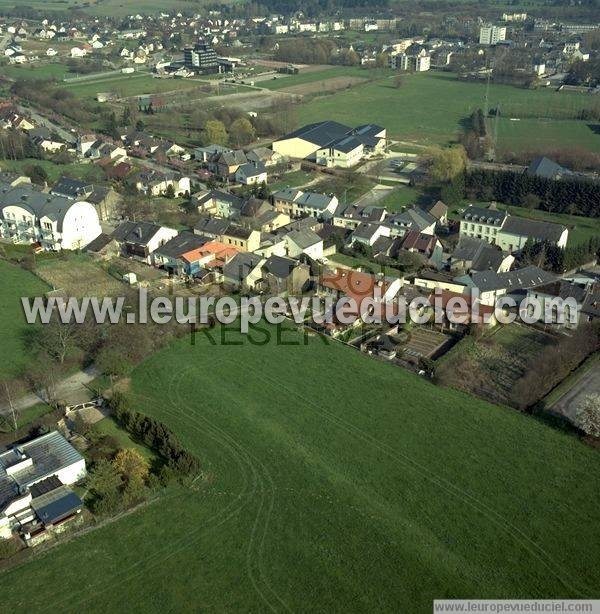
[0,183,102,250]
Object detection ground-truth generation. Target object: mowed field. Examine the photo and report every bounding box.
[62,73,203,99]
[0,260,48,379]
[297,71,600,153]
[2,323,600,612]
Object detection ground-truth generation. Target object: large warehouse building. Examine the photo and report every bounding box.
[272,121,386,168]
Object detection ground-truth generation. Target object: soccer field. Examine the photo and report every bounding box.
[2,323,599,612]
[298,71,600,153]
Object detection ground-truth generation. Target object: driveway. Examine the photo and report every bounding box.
[0,365,99,416]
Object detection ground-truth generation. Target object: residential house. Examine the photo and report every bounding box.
[0,182,102,250]
[235,161,267,185]
[260,255,310,294]
[450,237,515,273]
[152,232,210,274]
[285,228,324,259]
[526,280,590,328]
[180,240,240,278]
[413,270,467,294]
[0,431,86,542]
[319,268,402,325]
[272,188,338,220]
[332,203,387,231]
[223,252,265,288]
[133,170,191,197]
[210,149,248,181]
[51,176,121,221]
[220,225,261,252]
[427,290,497,331]
[112,220,178,263]
[350,222,390,247]
[246,147,282,167]
[194,216,231,239]
[526,156,572,180]
[459,204,568,252]
[385,206,437,237]
[193,190,244,218]
[456,265,556,306]
[399,230,443,268]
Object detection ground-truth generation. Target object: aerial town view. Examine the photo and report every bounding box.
[0,0,599,612]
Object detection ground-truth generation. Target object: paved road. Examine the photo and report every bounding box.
[0,365,99,416]
[352,184,395,208]
[16,104,77,145]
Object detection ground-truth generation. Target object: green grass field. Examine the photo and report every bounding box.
[298,71,600,153]
[1,63,71,81]
[62,73,202,99]
[260,66,386,91]
[0,159,102,184]
[0,260,48,379]
[2,323,600,612]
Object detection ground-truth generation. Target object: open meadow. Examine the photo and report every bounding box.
[297,71,600,154]
[0,260,48,379]
[62,73,204,100]
[1,323,600,612]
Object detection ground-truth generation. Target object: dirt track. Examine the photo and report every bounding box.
[549,362,600,421]
[278,76,368,95]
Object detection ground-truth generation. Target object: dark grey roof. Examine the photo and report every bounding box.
[52,176,92,199]
[194,189,243,208]
[387,207,436,232]
[452,237,506,272]
[153,232,209,259]
[295,192,335,211]
[223,252,263,283]
[461,205,507,225]
[224,225,254,240]
[470,265,555,292]
[194,216,231,236]
[112,220,164,245]
[262,255,297,279]
[85,232,114,253]
[272,187,302,202]
[353,124,384,147]
[278,121,352,148]
[329,135,362,153]
[501,216,566,242]
[352,222,380,240]
[0,431,84,511]
[236,161,266,177]
[31,486,83,526]
[286,228,321,249]
[0,183,79,232]
[533,280,587,303]
[527,156,571,179]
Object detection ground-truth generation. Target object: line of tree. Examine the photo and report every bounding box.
[520,236,600,272]
[464,169,600,218]
[274,38,360,66]
[512,322,600,411]
[108,392,202,477]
